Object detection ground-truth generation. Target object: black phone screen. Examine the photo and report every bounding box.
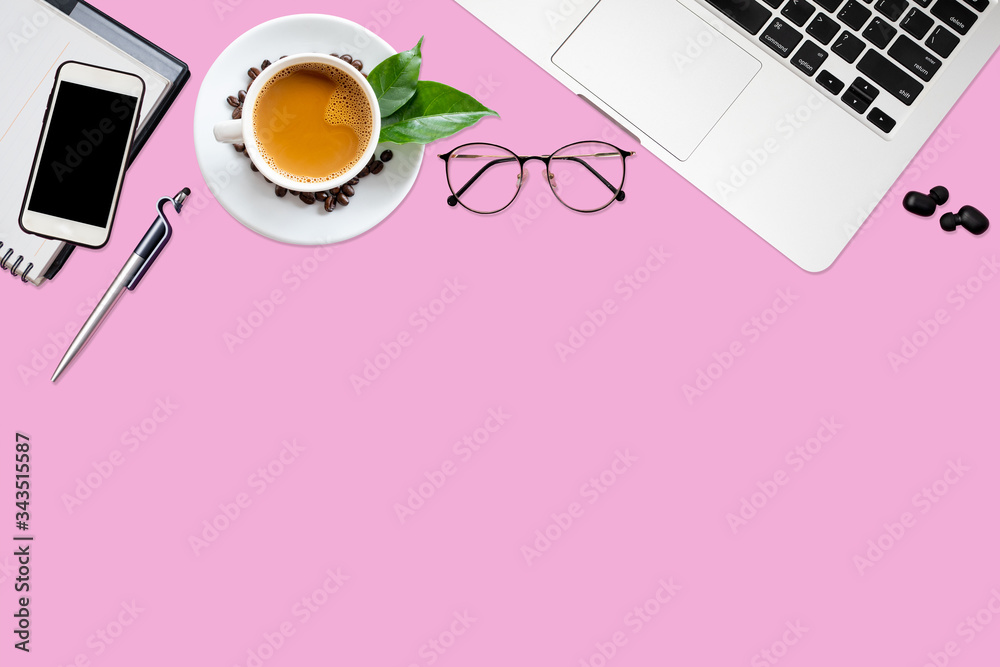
[27,81,138,228]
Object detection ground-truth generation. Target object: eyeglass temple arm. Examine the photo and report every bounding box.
[450,155,621,203]
[552,156,619,195]
[452,156,520,200]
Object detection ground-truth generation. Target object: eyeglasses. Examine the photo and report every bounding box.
[439,141,635,214]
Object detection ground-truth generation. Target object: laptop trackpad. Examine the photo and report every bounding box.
[553,0,761,161]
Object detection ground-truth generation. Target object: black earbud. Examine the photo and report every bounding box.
[903,186,949,217]
[940,206,990,236]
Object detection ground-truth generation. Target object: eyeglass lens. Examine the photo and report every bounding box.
[547,142,625,213]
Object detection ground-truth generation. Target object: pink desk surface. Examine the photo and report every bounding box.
[3,1,999,665]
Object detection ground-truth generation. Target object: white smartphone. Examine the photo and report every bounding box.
[19,61,144,249]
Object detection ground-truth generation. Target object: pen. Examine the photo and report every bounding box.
[51,188,188,382]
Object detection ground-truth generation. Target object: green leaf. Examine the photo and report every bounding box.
[369,37,422,117]
[379,81,499,145]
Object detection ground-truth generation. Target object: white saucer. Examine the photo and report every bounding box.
[193,15,423,245]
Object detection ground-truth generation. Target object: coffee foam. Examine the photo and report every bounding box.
[252,62,373,184]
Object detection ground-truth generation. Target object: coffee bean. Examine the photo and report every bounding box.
[232,106,242,119]
[314,191,328,201]
[262,174,271,184]
[359,166,370,178]
[330,53,339,58]
[352,60,363,71]
[331,187,340,196]
[261,59,271,70]
[250,161,258,172]
[279,55,288,60]
[289,190,299,196]
[248,67,261,81]
[243,148,249,157]
[337,192,350,206]
[342,184,355,197]
[340,54,353,64]
[234,143,245,153]
[275,186,288,197]
[349,177,360,186]
[238,89,247,102]
[227,95,240,107]
[300,192,316,205]
[370,160,384,174]
[380,150,394,162]
[324,196,336,212]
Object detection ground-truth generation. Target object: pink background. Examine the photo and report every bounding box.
[3,1,1000,666]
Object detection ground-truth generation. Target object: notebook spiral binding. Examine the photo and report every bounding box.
[0,242,33,283]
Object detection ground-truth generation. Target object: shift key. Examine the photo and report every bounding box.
[705,0,773,34]
[858,50,924,105]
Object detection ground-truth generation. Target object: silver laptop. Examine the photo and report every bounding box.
[454,0,999,271]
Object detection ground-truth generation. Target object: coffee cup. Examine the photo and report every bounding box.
[213,53,381,192]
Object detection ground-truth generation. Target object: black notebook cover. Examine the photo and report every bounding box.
[41,0,190,280]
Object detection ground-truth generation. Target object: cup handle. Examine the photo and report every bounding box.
[213,119,243,144]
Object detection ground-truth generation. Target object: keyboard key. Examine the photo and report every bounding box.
[816,0,845,10]
[889,35,942,80]
[833,31,866,62]
[926,25,961,56]
[857,50,924,104]
[705,0,774,34]
[842,92,872,113]
[760,18,805,56]
[807,13,842,43]
[931,0,977,34]
[852,76,880,99]
[838,0,873,29]
[783,0,818,24]
[901,8,934,38]
[875,0,909,20]
[842,78,878,114]
[818,69,846,93]
[864,17,898,47]
[913,0,932,7]
[963,0,989,10]
[763,0,784,9]
[868,107,897,132]
[792,40,830,74]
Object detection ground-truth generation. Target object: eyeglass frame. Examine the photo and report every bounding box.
[438,141,636,215]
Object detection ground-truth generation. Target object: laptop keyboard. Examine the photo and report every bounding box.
[701,0,990,135]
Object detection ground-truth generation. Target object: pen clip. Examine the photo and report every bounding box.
[126,194,179,291]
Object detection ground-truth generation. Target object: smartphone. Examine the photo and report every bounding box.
[19,61,144,249]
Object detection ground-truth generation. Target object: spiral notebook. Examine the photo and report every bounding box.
[0,0,187,286]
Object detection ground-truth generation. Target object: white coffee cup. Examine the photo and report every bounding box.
[213,53,381,192]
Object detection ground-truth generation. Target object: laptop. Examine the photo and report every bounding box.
[453,0,999,271]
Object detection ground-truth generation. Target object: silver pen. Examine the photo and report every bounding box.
[51,189,188,382]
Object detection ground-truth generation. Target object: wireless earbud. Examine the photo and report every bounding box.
[903,186,949,217]
[940,206,990,236]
